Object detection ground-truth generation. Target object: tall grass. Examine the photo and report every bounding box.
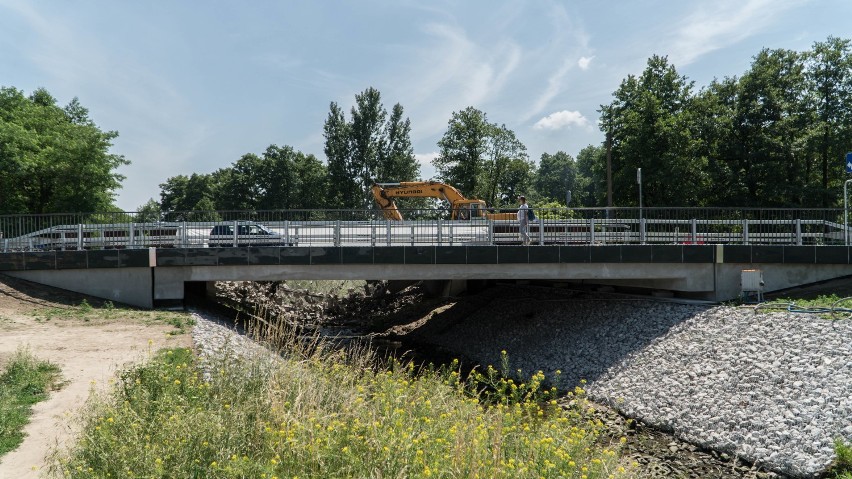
[0,348,62,456]
[52,335,630,478]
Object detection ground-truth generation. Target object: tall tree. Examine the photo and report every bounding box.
[323,101,358,208]
[805,36,852,206]
[600,55,702,207]
[734,48,807,206]
[433,107,491,199]
[216,153,264,210]
[575,145,605,207]
[481,124,529,207]
[691,78,743,206]
[534,151,578,205]
[349,87,387,207]
[291,151,328,209]
[322,88,418,209]
[0,87,127,214]
[378,103,419,183]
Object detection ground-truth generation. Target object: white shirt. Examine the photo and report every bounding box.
[517,203,528,222]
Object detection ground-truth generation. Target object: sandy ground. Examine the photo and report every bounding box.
[0,275,192,479]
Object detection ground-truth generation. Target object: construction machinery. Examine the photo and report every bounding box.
[371,181,515,221]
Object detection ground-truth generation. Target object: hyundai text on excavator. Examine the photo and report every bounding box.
[371,181,516,221]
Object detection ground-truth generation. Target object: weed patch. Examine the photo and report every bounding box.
[54,345,629,478]
[830,439,852,478]
[0,348,63,456]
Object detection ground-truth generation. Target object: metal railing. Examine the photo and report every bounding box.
[0,207,846,252]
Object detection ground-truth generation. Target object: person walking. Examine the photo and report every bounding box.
[517,195,530,245]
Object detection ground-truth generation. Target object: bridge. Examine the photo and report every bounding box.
[1,207,851,308]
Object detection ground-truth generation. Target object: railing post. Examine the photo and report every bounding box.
[284,220,290,246]
[410,224,415,246]
[370,223,376,247]
[589,218,596,244]
[77,224,83,250]
[232,220,238,247]
[742,219,749,245]
[386,220,392,246]
[538,218,544,245]
[639,218,646,244]
[181,221,187,248]
[795,218,802,246]
[487,220,493,245]
[129,222,135,248]
[334,219,341,247]
[436,218,442,245]
[690,218,697,244]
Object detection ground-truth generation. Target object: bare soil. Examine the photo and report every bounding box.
[0,274,191,479]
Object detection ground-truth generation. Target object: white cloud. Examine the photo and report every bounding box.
[533,110,589,130]
[577,56,594,70]
[667,0,806,66]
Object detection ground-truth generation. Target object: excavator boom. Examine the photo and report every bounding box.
[371,181,512,221]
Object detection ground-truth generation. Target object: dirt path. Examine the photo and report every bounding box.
[0,275,192,479]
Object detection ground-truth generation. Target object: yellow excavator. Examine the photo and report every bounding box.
[371,181,515,221]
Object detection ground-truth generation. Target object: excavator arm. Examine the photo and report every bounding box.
[371,181,479,220]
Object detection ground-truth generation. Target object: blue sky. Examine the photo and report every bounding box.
[1,0,848,210]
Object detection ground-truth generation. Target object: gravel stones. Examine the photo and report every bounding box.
[402,286,852,478]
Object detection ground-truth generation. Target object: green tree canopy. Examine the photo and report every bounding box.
[433,107,490,199]
[0,87,127,214]
[534,151,578,205]
[433,108,530,207]
[323,87,419,209]
[600,55,702,207]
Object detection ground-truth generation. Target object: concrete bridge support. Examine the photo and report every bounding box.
[7,268,154,309]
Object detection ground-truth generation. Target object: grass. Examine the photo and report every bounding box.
[830,439,852,478]
[0,348,63,456]
[52,339,631,479]
[758,294,852,320]
[30,299,195,333]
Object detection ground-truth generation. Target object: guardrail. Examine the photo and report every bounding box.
[0,207,846,252]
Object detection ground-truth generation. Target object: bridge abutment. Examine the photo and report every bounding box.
[6,267,154,309]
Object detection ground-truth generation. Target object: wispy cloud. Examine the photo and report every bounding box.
[533,110,589,130]
[667,0,806,66]
[578,56,594,70]
[390,21,523,138]
[521,2,591,121]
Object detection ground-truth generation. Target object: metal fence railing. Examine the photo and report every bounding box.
[0,208,847,252]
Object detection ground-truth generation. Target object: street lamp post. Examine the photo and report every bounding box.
[845,179,852,245]
[637,168,643,218]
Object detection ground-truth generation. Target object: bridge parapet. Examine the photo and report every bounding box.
[1,207,847,252]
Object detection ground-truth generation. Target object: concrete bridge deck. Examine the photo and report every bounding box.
[2,244,852,308]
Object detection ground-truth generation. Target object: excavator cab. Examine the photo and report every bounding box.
[453,200,486,220]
